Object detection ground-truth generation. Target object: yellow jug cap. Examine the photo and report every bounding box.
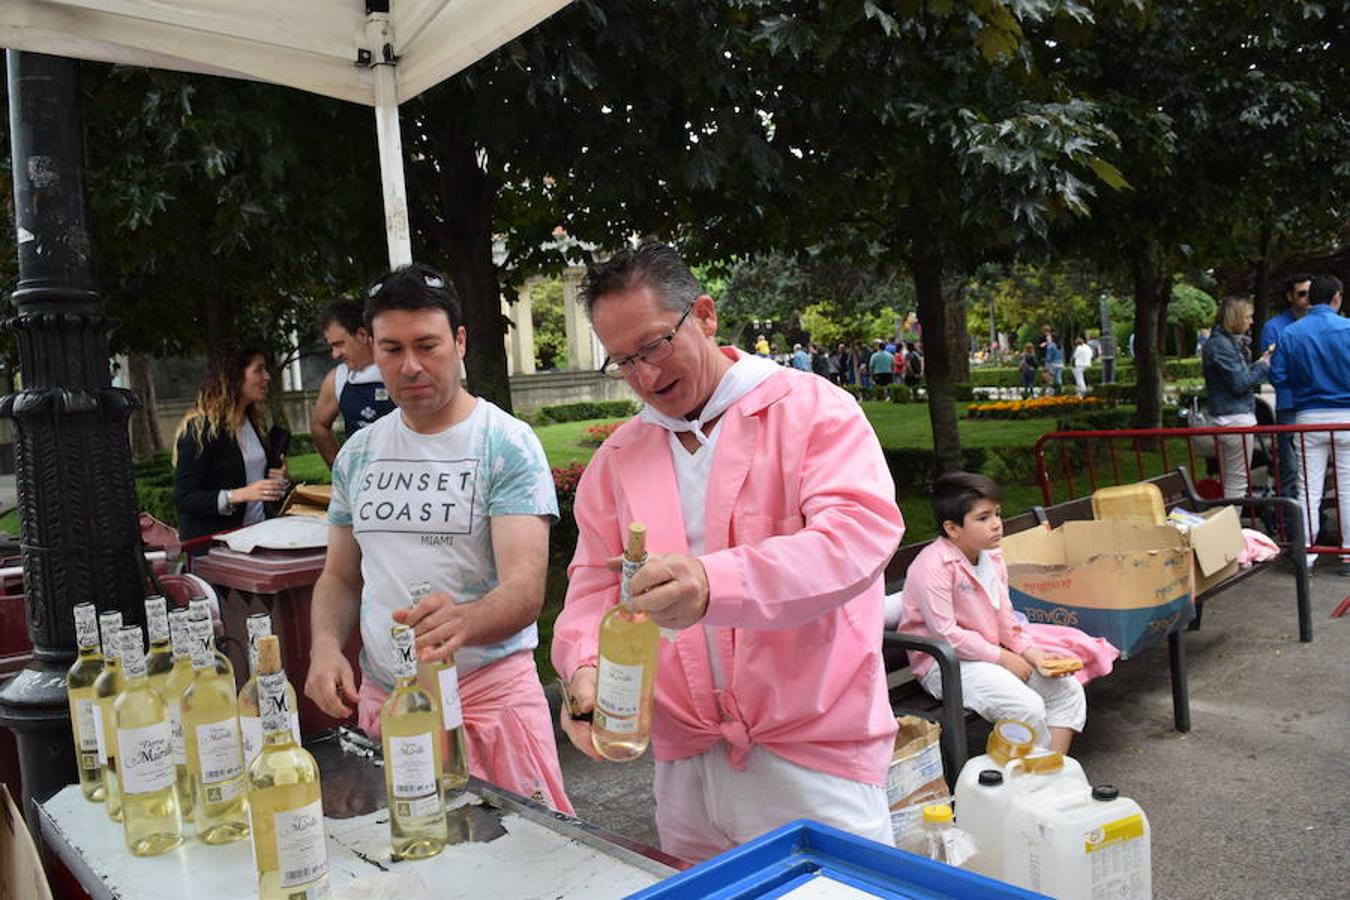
[1020,751,1066,774]
[986,720,1037,765]
[922,804,953,824]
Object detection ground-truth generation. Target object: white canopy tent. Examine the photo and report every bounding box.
[0,0,572,266]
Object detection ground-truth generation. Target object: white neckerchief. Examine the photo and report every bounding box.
[637,353,782,444]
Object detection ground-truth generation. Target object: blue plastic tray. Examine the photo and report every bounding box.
[625,820,1047,899]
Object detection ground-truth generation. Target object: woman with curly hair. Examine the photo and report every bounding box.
[173,344,290,549]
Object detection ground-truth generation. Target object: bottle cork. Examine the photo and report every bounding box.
[625,523,647,562]
[256,634,283,675]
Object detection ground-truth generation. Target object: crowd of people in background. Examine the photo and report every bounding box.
[754,334,926,389]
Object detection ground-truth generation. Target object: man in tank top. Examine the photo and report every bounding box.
[311,300,397,467]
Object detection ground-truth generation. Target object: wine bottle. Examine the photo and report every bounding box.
[380,623,447,860]
[409,581,471,794]
[182,610,250,844]
[143,595,174,691]
[186,596,236,679]
[93,609,125,821]
[247,635,329,900]
[66,603,105,802]
[592,523,660,761]
[165,607,197,819]
[114,625,182,856]
[238,612,301,769]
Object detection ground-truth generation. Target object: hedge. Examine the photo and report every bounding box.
[534,400,639,424]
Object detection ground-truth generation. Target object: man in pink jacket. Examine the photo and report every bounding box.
[551,243,906,862]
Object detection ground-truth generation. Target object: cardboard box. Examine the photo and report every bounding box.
[1001,520,1194,658]
[1,784,54,900]
[1179,505,1245,596]
[886,716,946,810]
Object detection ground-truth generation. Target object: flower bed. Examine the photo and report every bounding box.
[966,395,1103,419]
[578,421,622,447]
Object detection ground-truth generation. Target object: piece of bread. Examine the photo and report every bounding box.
[1037,656,1084,677]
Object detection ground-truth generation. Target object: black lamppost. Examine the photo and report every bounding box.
[0,51,146,828]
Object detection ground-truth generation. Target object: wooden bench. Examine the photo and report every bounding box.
[882,465,1311,782]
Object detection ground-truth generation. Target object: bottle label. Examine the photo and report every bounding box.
[241,715,263,767]
[92,703,108,765]
[74,605,99,651]
[388,732,438,799]
[195,718,244,784]
[98,613,123,660]
[246,614,272,673]
[118,721,175,795]
[392,629,418,680]
[393,792,441,820]
[74,698,98,753]
[168,706,187,765]
[204,775,244,805]
[169,611,192,660]
[436,666,464,730]
[274,798,329,888]
[595,657,644,734]
[145,596,170,643]
[188,617,214,670]
[259,672,290,734]
[120,630,147,679]
[620,556,645,607]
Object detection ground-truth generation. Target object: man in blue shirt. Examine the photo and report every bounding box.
[1270,274,1349,574]
[1259,273,1313,523]
[791,343,812,371]
[311,301,397,467]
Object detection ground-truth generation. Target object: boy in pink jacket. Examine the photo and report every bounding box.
[552,243,906,862]
[897,472,1086,753]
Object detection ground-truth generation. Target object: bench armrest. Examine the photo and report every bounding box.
[883,631,969,781]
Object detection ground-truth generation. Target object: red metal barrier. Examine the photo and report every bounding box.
[1033,422,1350,559]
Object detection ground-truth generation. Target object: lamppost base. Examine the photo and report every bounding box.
[0,662,75,835]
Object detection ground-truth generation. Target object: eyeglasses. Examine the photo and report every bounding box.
[1293,289,1310,299]
[367,270,447,297]
[600,304,694,379]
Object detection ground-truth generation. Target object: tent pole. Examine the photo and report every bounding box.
[368,18,413,269]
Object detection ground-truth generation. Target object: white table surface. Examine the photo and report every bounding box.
[41,784,670,900]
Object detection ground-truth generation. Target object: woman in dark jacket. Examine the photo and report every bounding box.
[173,345,290,549]
[1201,297,1272,498]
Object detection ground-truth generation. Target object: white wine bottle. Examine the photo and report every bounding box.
[66,603,105,802]
[247,635,329,900]
[409,581,471,794]
[114,625,182,856]
[92,609,125,821]
[592,523,660,762]
[182,611,250,844]
[380,623,447,860]
[238,612,301,769]
[143,595,174,691]
[186,597,236,679]
[164,607,196,819]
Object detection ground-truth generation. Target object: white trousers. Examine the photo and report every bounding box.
[1295,409,1350,563]
[1213,412,1257,499]
[1072,366,1088,396]
[653,743,893,863]
[921,660,1087,749]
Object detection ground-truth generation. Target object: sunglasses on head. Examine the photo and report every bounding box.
[368,271,446,297]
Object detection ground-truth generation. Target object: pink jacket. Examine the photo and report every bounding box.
[552,366,905,786]
[896,538,1032,679]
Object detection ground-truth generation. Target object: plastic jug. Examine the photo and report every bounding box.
[1002,782,1152,900]
[954,720,1087,878]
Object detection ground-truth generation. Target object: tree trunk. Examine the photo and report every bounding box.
[1131,239,1166,429]
[1251,214,1274,339]
[944,281,970,383]
[127,354,163,462]
[427,85,513,413]
[912,252,962,473]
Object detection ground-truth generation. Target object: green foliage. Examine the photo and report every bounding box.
[988,445,1041,486]
[882,447,991,493]
[953,383,976,402]
[535,401,639,424]
[1167,283,1216,329]
[529,280,568,371]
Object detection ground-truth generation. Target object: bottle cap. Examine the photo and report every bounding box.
[922,804,954,824]
[978,770,1004,786]
[1092,784,1120,801]
[625,523,647,561]
[985,719,1037,765]
[256,634,283,675]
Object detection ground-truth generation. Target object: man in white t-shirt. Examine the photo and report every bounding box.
[1070,337,1094,396]
[311,300,397,467]
[305,264,572,812]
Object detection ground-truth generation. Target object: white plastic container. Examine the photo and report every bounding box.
[953,720,1087,878]
[1002,782,1152,900]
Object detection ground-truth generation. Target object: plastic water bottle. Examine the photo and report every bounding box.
[921,804,977,868]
